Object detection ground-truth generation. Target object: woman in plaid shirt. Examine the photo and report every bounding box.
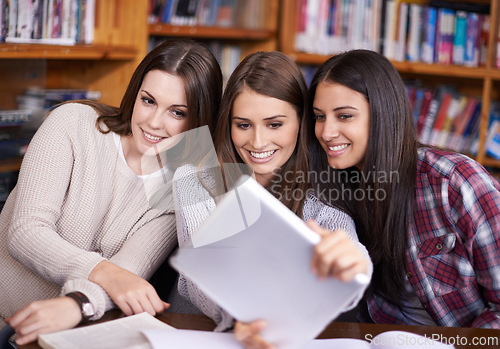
[308,49,500,329]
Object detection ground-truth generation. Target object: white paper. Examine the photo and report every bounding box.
[143,329,454,349]
[142,329,241,349]
[38,312,175,349]
[170,175,370,349]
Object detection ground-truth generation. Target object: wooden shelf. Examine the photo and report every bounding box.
[148,24,275,41]
[482,157,500,168]
[288,51,500,80]
[0,157,22,173]
[0,44,138,60]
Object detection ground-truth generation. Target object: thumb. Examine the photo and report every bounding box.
[306,219,328,237]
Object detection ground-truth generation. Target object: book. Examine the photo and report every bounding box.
[428,91,452,146]
[0,171,18,211]
[478,14,490,67]
[406,3,423,62]
[445,96,479,151]
[436,7,454,65]
[394,0,408,62]
[421,5,437,64]
[457,100,482,154]
[19,87,101,111]
[0,109,31,127]
[452,11,467,65]
[0,138,29,159]
[419,85,455,144]
[142,329,454,349]
[382,0,397,59]
[38,312,175,349]
[464,12,480,67]
[170,175,369,349]
[434,95,467,148]
[415,88,434,138]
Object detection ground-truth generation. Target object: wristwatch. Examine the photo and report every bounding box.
[65,292,95,321]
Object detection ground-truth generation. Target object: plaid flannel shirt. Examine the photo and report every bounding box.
[364,148,500,329]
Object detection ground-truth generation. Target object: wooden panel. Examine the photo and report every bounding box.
[0,60,46,109]
[0,44,137,60]
[0,158,23,173]
[149,24,275,40]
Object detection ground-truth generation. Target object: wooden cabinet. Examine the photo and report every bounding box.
[0,0,149,173]
[279,0,500,169]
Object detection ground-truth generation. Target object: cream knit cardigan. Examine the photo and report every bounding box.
[0,103,177,326]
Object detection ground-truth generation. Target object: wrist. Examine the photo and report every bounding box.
[65,292,95,322]
[89,260,112,284]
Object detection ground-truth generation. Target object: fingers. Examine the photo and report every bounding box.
[234,321,275,349]
[114,286,167,316]
[8,298,82,345]
[91,262,167,316]
[309,223,369,281]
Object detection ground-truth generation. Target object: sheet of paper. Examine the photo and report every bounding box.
[170,175,369,349]
[38,312,174,349]
[143,329,455,349]
[142,329,242,349]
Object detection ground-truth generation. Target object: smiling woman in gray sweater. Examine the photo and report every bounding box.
[0,38,222,345]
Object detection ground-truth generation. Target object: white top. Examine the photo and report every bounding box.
[0,103,177,324]
[172,164,372,331]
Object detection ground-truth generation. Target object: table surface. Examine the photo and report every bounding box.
[20,310,500,349]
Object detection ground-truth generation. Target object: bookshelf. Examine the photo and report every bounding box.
[279,0,500,169]
[0,0,281,186]
[0,0,149,174]
[147,0,280,83]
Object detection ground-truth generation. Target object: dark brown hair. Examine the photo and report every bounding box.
[214,51,310,215]
[307,50,417,304]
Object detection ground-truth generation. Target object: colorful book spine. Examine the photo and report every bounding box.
[464,12,480,67]
[436,8,454,65]
[421,6,437,64]
[0,109,31,127]
[452,11,467,65]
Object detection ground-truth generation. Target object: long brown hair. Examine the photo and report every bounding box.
[95,38,222,136]
[214,51,310,215]
[307,50,417,304]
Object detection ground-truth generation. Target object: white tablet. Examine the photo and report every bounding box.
[170,175,369,349]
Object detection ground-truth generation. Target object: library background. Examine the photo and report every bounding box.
[0,0,499,210]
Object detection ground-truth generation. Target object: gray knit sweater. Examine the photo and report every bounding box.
[0,103,177,326]
[172,164,372,331]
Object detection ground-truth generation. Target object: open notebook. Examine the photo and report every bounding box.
[170,175,369,349]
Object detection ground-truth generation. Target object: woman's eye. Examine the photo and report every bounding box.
[141,97,155,105]
[338,114,353,120]
[269,123,282,129]
[313,114,325,120]
[172,109,187,119]
[236,123,251,130]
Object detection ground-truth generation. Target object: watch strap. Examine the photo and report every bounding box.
[66,291,94,321]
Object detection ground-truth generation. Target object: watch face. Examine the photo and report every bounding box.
[82,303,95,318]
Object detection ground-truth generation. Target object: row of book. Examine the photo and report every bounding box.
[149,36,241,86]
[383,0,491,66]
[148,0,268,29]
[409,83,482,155]
[0,0,95,45]
[295,0,499,68]
[0,171,18,211]
[0,87,101,161]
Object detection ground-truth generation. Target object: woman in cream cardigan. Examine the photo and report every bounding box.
[1,38,222,345]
